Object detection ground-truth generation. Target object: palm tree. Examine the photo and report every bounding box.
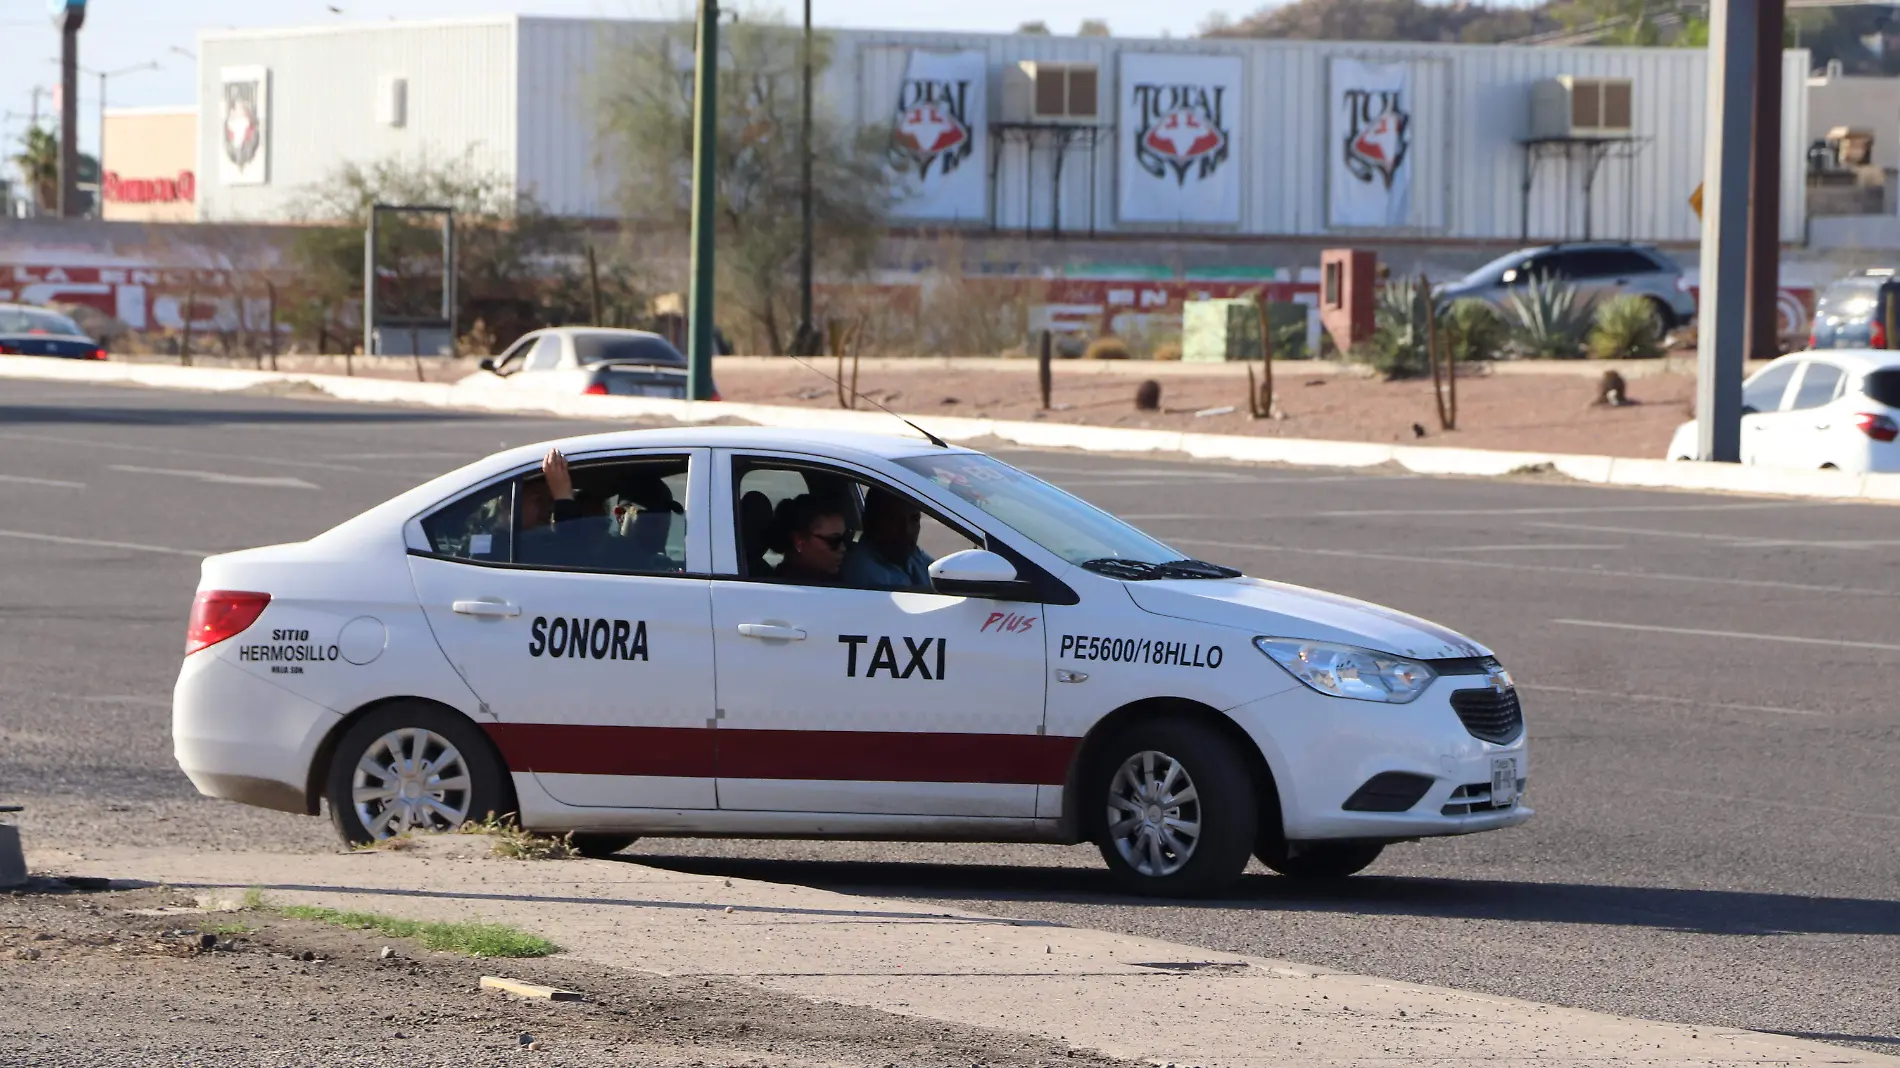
[12,127,59,213]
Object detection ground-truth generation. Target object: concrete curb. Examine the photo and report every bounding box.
[8,355,1899,503]
[41,841,1900,1068]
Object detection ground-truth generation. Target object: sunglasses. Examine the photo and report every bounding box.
[806,531,848,550]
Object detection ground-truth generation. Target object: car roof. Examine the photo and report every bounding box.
[1773,348,1900,372]
[309,426,971,552]
[546,326,671,341]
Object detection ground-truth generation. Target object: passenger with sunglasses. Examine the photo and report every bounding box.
[772,494,849,583]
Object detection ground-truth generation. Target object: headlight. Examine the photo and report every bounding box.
[1254,638,1437,704]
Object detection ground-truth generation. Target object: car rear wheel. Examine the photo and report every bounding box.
[1646,297,1677,332]
[326,702,513,847]
[1255,837,1385,880]
[1092,720,1256,897]
[569,834,640,858]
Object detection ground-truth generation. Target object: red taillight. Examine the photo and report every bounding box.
[0,344,13,355]
[1854,412,1899,442]
[583,382,608,395]
[1807,332,1818,349]
[1872,321,1887,349]
[709,389,722,402]
[186,590,271,655]
[92,347,107,360]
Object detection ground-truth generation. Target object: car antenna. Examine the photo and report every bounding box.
[777,348,951,449]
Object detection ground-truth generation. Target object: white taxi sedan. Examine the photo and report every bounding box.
[174,428,1530,895]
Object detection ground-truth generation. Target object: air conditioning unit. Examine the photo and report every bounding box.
[1001,61,1099,123]
[1530,76,1634,139]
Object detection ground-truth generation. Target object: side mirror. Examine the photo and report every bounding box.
[1740,404,1759,417]
[928,549,1022,598]
[479,358,498,373]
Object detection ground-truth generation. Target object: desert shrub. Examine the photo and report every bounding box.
[1505,274,1591,359]
[1085,336,1132,360]
[1354,281,1431,379]
[1442,298,1509,362]
[1152,340,1183,361]
[1587,294,1665,360]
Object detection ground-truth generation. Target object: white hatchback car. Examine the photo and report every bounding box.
[1666,350,1900,471]
[174,429,1530,895]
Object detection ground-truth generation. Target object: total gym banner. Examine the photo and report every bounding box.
[1118,53,1242,226]
[1328,58,1412,228]
[888,50,987,222]
[219,66,270,186]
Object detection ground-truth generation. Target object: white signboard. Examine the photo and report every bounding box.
[1118,53,1242,226]
[1328,58,1412,229]
[219,66,270,186]
[888,50,988,222]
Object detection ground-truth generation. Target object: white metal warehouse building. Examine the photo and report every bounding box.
[194,16,1810,243]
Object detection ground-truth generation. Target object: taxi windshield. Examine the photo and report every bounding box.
[896,453,1238,580]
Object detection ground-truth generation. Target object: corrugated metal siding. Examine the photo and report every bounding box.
[198,17,1809,241]
[197,20,518,221]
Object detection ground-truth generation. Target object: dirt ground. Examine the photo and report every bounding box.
[717,362,1697,459]
[1,880,1133,1068]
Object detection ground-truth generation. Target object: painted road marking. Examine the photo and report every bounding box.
[0,430,380,475]
[1173,538,1900,599]
[109,464,320,490]
[1517,683,1825,718]
[1315,502,1842,518]
[0,473,85,489]
[1552,618,1900,653]
[1525,520,1900,550]
[0,529,208,558]
[1437,543,1623,554]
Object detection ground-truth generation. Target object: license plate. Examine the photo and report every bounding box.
[1490,758,1519,808]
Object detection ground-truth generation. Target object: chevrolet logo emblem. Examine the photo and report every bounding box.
[1486,667,1514,694]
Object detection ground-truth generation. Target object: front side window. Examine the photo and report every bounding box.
[897,453,1234,580]
[523,334,564,372]
[733,459,978,590]
[490,334,537,375]
[1742,362,1799,413]
[1790,363,1845,410]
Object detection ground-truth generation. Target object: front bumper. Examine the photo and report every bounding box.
[1227,676,1532,841]
[173,649,342,814]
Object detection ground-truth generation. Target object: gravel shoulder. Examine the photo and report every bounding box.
[0,880,1135,1068]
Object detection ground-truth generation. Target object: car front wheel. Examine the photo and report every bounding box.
[327,702,513,847]
[569,834,640,858]
[1092,720,1257,897]
[1255,837,1385,880]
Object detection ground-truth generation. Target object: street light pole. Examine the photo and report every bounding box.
[1694,0,1758,463]
[685,0,720,400]
[797,0,815,356]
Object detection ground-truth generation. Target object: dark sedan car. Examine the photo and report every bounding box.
[1808,269,1899,350]
[0,304,105,360]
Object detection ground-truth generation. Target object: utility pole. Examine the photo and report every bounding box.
[686,0,720,400]
[797,0,815,357]
[1744,0,1786,364]
[1695,0,1758,463]
[53,1,87,219]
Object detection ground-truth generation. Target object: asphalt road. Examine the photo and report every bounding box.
[2,378,1896,1053]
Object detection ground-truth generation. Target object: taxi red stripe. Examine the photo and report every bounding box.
[483,725,1075,786]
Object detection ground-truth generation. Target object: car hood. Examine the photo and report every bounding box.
[1122,576,1491,660]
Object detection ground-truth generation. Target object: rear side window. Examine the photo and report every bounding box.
[516,456,691,574]
[1864,369,1900,407]
[573,333,685,366]
[1790,363,1845,410]
[420,482,513,562]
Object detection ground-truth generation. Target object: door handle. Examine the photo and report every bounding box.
[452,599,521,618]
[737,623,806,641]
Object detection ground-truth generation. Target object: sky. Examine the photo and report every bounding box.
[0,0,1247,172]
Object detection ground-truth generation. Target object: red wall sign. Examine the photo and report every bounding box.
[103,170,196,204]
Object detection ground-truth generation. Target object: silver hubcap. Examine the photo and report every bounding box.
[1106,749,1202,878]
[351,727,474,839]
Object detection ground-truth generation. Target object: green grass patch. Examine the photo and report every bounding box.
[272,904,558,958]
[203,919,255,935]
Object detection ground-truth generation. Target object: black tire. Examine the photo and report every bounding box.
[1255,838,1385,880]
[569,834,640,859]
[326,701,514,847]
[1090,718,1257,897]
[1646,297,1677,333]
